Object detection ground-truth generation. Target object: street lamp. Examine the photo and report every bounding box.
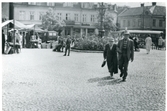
[94,2,111,38]
[141,3,145,30]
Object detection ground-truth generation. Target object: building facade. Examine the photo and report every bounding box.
[118,2,166,33]
[2,2,119,37]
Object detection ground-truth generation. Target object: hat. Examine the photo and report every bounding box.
[124,30,130,35]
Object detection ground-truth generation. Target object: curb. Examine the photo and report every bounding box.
[71,49,103,53]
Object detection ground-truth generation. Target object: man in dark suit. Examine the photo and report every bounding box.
[64,35,71,56]
[117,30,134,82]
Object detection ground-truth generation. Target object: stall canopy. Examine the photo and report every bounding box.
[2,19,27,29]
[19,24,45,32]
[2,20,45,32]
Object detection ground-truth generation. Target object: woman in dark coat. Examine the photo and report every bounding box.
[103,37,118,78]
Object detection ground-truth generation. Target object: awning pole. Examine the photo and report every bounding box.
[13,19,16,53]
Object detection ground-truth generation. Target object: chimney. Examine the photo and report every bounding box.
[114,4,117,12]
[152,2,156,6]
[141,3,144,7]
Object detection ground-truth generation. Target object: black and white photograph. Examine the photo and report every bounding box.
[1,1,166,111]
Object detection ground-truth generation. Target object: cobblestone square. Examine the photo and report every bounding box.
[2,49,166,111]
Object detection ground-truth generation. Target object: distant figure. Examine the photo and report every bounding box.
[158,36,163,50]
[134,36,139,51]
[117,30,134,82]
[103,37,118,78]
[64,35,71,56]
[145,34,152,54]
[2,30,6,54]
[7,32,12,42]
[15,30,21,53]
[22,32,25,48]
[155,36,159,50]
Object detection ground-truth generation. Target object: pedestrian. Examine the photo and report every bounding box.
[22,32,25,48]
[145,34,152,54]
[2,29,6,54]
[133,36,138,51]
[155,36,159,50]
[103,37,118,78]
[117,30,134,82]
[158,36,163,50]
[15,30,21,53]
[64,35,71,56]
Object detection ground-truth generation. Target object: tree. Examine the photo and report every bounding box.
[41,8,64,35]
[96,4,118,36]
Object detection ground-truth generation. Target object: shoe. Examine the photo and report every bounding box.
[67,55,69,56]
[122,79,126,82]
[120,73,123,77]
[63,54,66,56]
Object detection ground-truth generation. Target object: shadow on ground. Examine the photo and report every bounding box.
[88,76,123,86]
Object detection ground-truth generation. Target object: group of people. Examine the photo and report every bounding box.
[2,29,22,54]
[53,35,72,56]
[103,30,134,82]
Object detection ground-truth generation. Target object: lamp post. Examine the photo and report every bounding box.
[141,3,145,30]
[94,2,110,38]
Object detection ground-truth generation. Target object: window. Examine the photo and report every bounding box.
[123,20,126,27]
[30,11,35,20]
[49,33,52,36]
[74,14,78,22]
[153,19,156,27]
[63,3,73,7]
[83,14,87,22]
[28,2,36,5]
[133,19,135,27]
[159,20,163,27]
[66,13,70,20]
[19,11,25,20]
[91,15,95,22]
[57,13,62,21]
[39,12,44,20]
[47,2,54,6]
[36,2,42,5]
[138,19,141,27]
[128,20,130,27]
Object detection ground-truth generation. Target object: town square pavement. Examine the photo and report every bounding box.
[2,48,166,111]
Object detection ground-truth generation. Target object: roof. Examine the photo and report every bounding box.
[118,5,166,16]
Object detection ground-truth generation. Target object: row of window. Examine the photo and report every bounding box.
[19,11,96,23]
[121,19,163,28]
[28,2,93,8]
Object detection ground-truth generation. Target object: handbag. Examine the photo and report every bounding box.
[101,60,106,67]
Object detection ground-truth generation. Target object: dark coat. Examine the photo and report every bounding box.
[103,44,118,74]
[117,38,134,61]
[66,38,71,48]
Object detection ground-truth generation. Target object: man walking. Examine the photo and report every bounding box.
[64,35,71,56]
[145,34,152,54]
[117,30,134,82]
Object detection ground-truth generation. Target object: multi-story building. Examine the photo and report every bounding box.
[2,2,120,37]
[118,2,166,33]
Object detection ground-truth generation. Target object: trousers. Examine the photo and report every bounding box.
[119,52,129,80]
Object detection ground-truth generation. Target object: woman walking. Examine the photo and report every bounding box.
[103,37,118,78]
[145,34,152,54]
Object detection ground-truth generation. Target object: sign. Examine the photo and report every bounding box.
[82,23,90,26]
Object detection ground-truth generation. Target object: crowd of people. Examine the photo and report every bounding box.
[2,29,42,54]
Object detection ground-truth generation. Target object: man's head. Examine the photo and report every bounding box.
[124,30,130,40]
[107,37,114,45]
